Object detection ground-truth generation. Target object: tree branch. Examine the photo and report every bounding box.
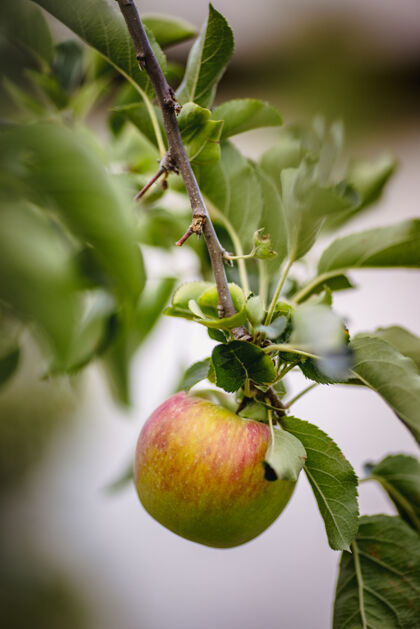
[116,0,239,322]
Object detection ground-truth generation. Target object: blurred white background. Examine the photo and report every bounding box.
[3,1,420,628]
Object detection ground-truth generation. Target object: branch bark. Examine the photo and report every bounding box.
[116,0,239,322]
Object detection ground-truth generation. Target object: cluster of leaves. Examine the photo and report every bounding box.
[2,2,420,626]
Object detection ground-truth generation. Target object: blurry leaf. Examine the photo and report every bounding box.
[238,400,268,421]
[263,428,306,482]
[333,515,420,628]
[253,166,288,273]
[137,208,189,249]
[33,0,166,96]
[178,102,223,165]
[0,203,81,365]
[326,154,396,230]
[3,78,46,116]
[280,166,358,260]
[197,141,262,248]
[6,122,145,304]
[212,99,282,138]
[142,14,197,48]
[53,40,85,92]
[177,4,233,108]
[283,416,359,551]
[351,334,420,443]
[373,326,420,371]
[291,304,347,355]
[69,75,110,119]
[255,316,288,341]
[0,346,20,389]
[260,133,303,179]
[178,359,211,392]
[26,69,69,109]
[294,273,355,303]
[211,341,276,392]
[3,0,54,67]
[318,219,420,273]
[64,292,116,373]
[365,454,420,532]
[137,277,177,343]
[112,102,165,149]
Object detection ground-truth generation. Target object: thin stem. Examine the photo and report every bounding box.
[116,0,238,321]
[277,359,299,380]
[292,269,347,304]
[351,541,368,629]
[258,260,268,309]
[137,87,166,157]
[134,166,165,200]
[268,409,275,443]
[265,258,293,325]
[286,383,318,408]
[263,344,319,360]
[208,203,250,296]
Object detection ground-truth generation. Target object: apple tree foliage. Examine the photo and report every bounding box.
[1,1,419,625]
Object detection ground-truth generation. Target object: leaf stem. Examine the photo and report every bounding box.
[351,540,368,629]
[208,202,250,296]
[258,260,268,309]
[292,269,347,304]
[116,0,239,322]
[265,258,293,325]
[263,344,319,360]
[286,383,318,408]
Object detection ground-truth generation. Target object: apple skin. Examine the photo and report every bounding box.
[134,391,296,548]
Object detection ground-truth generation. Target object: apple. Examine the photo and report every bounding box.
[134,391,296,548]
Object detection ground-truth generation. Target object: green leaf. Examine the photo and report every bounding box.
[177,102,223,165]
[137,277,177,344]
[212,99,282,138]
[211,341,276,393]
[263,428,306,482]
[0,203,81,365]
[211,344,246,393]
[142,14,197,48]
[196,141,262,248]
[246,295,265,326]
[373,326,420,371]
[0,347,20,389]
[33,0,166,96]
[253,166,288,273]
[318,219,420,274]
[178,359,211,392]
[172,281,213,310]
[255,316,288,341]
[207,328,228,343]
[197,283,245,314]
[333,515,420,629]
[4,0,54,67]
[294,273,355,303]
[113,102,163,150]
[283,416,359,551]
[350,334,420,444]
[326,154,396,230]
[64,292,116,373]
[252,229,277,260]
[280,166,358,261]
[5,122,145,304]
[176,4,234,108]
[291,304,348,355]
[365,454,420,532]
